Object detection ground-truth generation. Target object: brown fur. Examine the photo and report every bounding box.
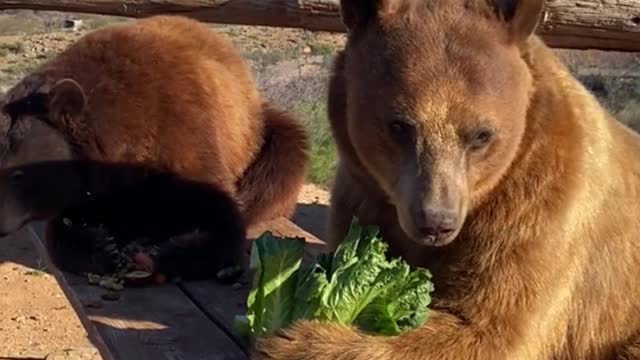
[0,16,308,280]
[2,15,308,226]
[253,0,640,359]
[236,104,310,225]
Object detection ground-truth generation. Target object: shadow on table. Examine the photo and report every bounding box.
[26,217,329,360]
[0,158,330,270]
[0,201,330,278]
[26,219,252,360]
[0,159,331,359]
[292,202,329,242]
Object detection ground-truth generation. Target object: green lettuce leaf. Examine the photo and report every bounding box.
[238,218,435,338]
[355,265,434,335]
[317,222,398,324]
[246,232,305,336]
[291,262,329,320]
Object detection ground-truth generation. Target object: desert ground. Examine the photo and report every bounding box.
[0,9,637,360]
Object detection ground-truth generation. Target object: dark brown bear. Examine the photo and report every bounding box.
[254,0,640,359]
[0,15,309,283]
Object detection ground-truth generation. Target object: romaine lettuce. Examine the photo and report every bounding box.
[236,217,435,338]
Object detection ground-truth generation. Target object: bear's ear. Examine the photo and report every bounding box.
[48,79,86,122]
[340,0,414,30]
[490,0,545,44]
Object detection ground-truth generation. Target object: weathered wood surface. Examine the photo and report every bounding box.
[180,219,328,349]
[0,0,345,34]
[539,0,640,52]
[27,217,328,360]
[0,0,639,51]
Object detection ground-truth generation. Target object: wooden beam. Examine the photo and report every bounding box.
[0,0,346,32]
[538,0,640,52]
[0,0,639,52]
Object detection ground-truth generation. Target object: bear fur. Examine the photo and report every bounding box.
[0,15,309,281]
[254,0,640,359]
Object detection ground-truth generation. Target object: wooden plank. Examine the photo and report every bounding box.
[180,217,328,347]
[28,222,247,360]
[0,0,639,51]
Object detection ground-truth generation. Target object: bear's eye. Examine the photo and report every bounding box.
[387,119,416,142]
[465,127,495,151]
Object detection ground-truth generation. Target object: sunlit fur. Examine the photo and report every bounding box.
[253,0,640,358]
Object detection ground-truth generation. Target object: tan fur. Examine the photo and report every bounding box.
[253,0,640,359]
[5,16,308,225]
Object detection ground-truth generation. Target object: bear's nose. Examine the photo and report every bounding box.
[414,206,459,238]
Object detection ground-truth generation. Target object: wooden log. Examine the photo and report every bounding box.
[0,0,639,52]
[539,0,640,52]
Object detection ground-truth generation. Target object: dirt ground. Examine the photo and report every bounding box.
[0,229,99,360]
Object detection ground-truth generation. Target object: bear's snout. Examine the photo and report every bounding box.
[408,204,461,246]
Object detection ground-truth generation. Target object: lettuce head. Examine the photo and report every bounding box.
[235,218,435,338]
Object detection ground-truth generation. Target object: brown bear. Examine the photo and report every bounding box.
[0,15,309,283]
[254,0,640,359]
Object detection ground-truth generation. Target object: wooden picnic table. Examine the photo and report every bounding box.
[26,218,328,360]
